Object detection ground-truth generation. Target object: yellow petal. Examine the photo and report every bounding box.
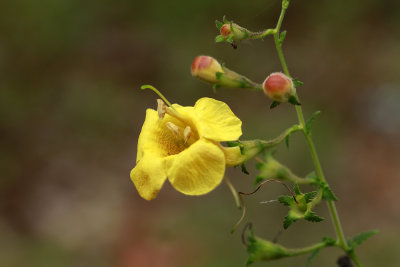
[166,139,225,195]
[220,145,245,167]
[193,98,242,141]
[130,155,167,200]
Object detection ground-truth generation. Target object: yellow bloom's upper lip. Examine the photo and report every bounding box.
[131,97,243,200]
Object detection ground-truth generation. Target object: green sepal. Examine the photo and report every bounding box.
[241,163,250,175]
[322,236,336,246]
[212,83,221,93]
[254,175,264,185]
[293,183,301,195]
[215,20,223,30]
[226,36,234,43]
[215,35,225,42]
[304,191,318,203]
[304,211,324,222]
[292,78,304,87]
[285,133,290,148]
[305,110,321,134]
[288,95,301,105]
[348,230,379,250]
[306,171,319,184]
[216,72,223,80]
[278,195,293,206]
[283,214,297,229]
[222,15,229,23]
[279,30,287,45]
[270,101,281,109]
[320,182,338,201]
[304,248,321,267]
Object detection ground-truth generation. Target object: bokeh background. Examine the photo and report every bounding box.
[1,0,400,266]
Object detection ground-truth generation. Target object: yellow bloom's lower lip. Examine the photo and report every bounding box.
[131,97,243,200]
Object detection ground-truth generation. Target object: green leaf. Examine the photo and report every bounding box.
[215,35,225,42]
[288,95,301,106]
[279,30,287,45]
[292,78,304,87]
[278,195,293,206]
[305,110,321,134]
[304,248,321,267]
[304,211,324,222]
[215,20,223,30]
[294,183,301,195]
[285,133,290,149]
[304,191,318,203]
[283,214,298,229]
[348,230,379,250]
[241,164,250,175]
[270,101,281,109]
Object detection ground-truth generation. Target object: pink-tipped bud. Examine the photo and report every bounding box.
[220,24,232,37]
[191,55,224,84]
[263,72,295,103]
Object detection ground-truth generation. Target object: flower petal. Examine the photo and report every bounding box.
[166,139,225,195]
[193,98,242,141]
[130,155,167,200]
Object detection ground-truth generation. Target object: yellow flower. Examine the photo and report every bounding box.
[131,97,244,200]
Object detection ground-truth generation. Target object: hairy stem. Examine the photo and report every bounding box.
[272,2,363,266]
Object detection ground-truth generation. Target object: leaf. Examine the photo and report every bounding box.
[285,133,290,149]
[241,164,250,175]
[304,191,318,203]
[215,35,225,42]
[278,195,293,206]
[270,101,281,109]
[292,78,304,87]
[305,110,321,134]
[304,211,324,222]
[283,214,297,229]
[215,20,223,30]
[304,248,321,267]
[322,236,336,246]
[279,30,287,45]
[348,230,379,250]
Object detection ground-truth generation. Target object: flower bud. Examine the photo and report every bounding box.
[191,55,224,84]
[263,72,295,103]
[191,56,262,90]
[220,23,248,42]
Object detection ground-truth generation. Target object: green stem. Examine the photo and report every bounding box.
[272,2,364,267]
[288,241,326,257]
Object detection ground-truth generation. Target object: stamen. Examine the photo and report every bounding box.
[166,122,181,138]
[183,126,191,143]
[157,99,167,119]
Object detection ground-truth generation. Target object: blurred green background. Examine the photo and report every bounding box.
[1,0,400,266]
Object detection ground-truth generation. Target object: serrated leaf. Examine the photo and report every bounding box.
[215,35,225,42]
[285,134,290,148]
[304,211,324,222]
[304,248,321,267]
[348,230,379,250]
[304,191,318,203]
[279,30,287,45]
[278,195,293,206]
[241,164,249,175]
[294,183,301,195]
[283,214,297,229]
[305,110,321,134]
[292,78,304,87]
[215,20,223,30]
[270,101,281,109]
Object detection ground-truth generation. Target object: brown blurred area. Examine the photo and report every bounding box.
[1,0,400,266]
